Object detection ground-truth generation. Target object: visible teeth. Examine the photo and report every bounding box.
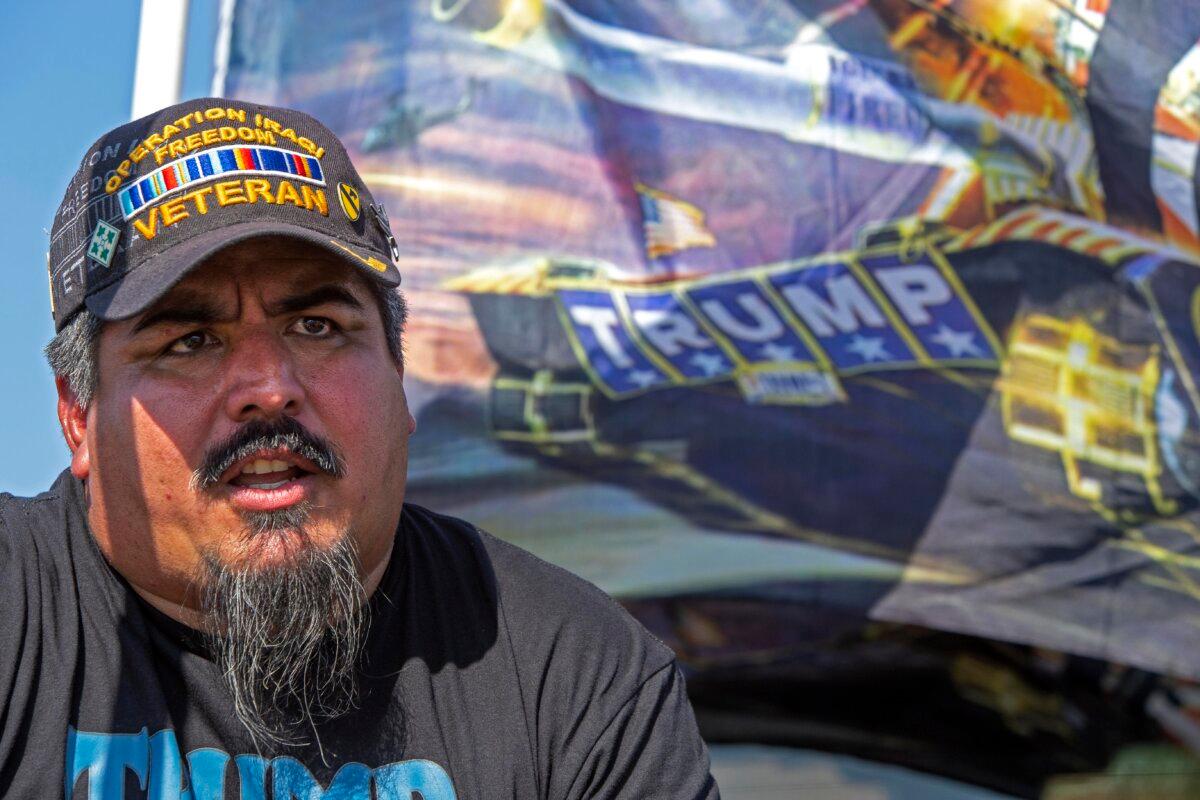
[255,480,288,490]
[240,459,291,475]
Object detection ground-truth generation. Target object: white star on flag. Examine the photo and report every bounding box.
[758,342,797,362]
[845,335,891,362]
[689,352,728,376]
[929,325,983,358]
[628,370,661,388]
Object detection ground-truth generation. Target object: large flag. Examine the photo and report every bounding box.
[220,1,1200,791]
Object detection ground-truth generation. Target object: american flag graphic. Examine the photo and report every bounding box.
[636,183,717,259]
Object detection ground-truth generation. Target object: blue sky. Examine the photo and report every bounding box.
[0,1,218,496]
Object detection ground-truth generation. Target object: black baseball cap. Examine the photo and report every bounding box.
[47,97,401,331]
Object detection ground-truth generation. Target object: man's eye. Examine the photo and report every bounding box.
[293,317,334,336]
[166,331,216,355]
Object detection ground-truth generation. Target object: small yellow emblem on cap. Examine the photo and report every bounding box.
[338,182,362,222]
[329,239,389,273]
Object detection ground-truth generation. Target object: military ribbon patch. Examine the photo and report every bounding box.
[118,145,325,220]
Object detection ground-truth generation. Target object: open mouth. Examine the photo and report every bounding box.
[217,449,323,511]
[220,449,321,486]
[230,459,312,491]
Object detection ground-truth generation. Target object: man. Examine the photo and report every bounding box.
[1,98,718,799]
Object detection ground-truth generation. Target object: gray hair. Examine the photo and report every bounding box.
[201,525,367,750]
[46,284,407,408]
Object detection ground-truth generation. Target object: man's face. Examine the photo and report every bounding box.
[66,237,414,614]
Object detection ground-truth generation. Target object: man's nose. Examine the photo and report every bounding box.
[223,331,305,422]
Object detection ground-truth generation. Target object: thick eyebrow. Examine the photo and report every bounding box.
[131,295,230,334]
[129,284,366,336]
[266,285,365,317]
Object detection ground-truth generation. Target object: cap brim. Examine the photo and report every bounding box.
[85,220,401,322]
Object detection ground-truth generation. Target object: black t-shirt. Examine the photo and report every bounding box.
[0,471,718,799]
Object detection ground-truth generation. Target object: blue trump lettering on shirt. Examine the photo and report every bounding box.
[66,727,457,799]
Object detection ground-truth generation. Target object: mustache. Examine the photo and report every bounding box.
[192,417,346,491]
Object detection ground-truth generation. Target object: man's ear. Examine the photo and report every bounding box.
[55,376,91,479]
[395,357,415,435]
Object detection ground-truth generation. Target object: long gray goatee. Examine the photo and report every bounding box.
[200,527,367,750]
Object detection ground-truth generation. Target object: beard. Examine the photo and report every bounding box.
[199,507,367,751]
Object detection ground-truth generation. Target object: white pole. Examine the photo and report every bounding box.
[211,0,237,97]
[131,0,192,119]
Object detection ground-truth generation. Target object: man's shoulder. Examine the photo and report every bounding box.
[0,472,91,630]
[400,505,705,797]
[0,471,79,560]
[402,503,675,673]
[402,501,646,625]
